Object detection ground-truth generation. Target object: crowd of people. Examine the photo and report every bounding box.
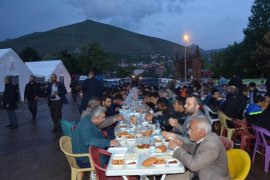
[2,71,270,179]
[68,71,270,179]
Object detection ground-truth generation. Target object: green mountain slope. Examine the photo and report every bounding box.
[0,20,187,57]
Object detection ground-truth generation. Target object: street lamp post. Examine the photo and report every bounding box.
[183,34,189,84]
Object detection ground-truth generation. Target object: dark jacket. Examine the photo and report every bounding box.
[24,82,41,101]
[228,76,243,90]
[221,93,247,119]
[153,111,172,132]
[80,78,104,111]
[3,83,17,110]
[169,107,187,125]
[45,81,67,104]
[256,104,270,131]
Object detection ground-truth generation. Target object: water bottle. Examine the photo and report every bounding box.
[150,135,156,153]
[156,119,161,136]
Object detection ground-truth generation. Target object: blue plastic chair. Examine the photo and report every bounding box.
[60,119,76,136]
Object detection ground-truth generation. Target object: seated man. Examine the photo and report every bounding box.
[71,106,120,168]
[256,103,270,131]
[145,97,172,131]
[169,96,187,126]
[81,97,124,130]
[165,115,230,180]
[168,95,205,138]
[245,95,264,126]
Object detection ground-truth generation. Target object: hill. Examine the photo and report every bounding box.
[0,20,191,57]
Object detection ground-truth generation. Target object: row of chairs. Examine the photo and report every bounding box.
[218,110,270,173]
[60,135,251,180]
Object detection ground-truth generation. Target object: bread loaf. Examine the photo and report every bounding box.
[156,145,167,153]
[142,157,157,166]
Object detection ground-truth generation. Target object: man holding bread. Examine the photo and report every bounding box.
[165,115,230,180]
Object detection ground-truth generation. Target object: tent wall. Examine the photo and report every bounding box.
[51,63,71,93]
[26,60,71,93]
[0,49,32,101]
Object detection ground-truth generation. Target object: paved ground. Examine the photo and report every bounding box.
[0,93,269,180]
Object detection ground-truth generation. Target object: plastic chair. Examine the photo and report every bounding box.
[89,146,138,180]
[59,136,93,180]
[226,149,251,180]
[232,119,255,152]
[203,105,219,125]
[218,111,235,140]
[220,136,234,150]
[251,125,270,172]
[60,119,76,137]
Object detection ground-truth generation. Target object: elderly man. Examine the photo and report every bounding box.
[71,106,119,168]
[81,97,124,129]
[166,115,230,180]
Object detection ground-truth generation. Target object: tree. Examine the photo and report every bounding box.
[59,49,78,74]
[19,47,41,62]
[252,31,270,76]
[78,43,114,75]
[243,0,270,74]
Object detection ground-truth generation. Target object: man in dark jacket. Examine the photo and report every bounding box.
[46,74,67,132]
[3,76,18,129]
[24,75,41,120]
[80,71,104,112]
[228,74,243,90]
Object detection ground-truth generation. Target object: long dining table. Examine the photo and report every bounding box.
[105,111,185,180]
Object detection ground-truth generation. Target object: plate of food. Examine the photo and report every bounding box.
[107,147,128,154]
[167,158,180,167]
[135,144,150,151]
[125,160,138,168]
[155,144,167,153]
[116,131,129,137]
[142,130,153,136]
[125,134,136,141]
[111,158,125,168]
[142,157,157,167]
[152,157,167,167]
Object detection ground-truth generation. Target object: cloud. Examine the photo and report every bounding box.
[0,0,254,49]
[65,0,193,30]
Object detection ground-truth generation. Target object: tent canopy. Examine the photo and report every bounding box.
[26,60,71,92]
[0,48,33,101]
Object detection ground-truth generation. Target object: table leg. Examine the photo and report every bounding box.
[161,174,166,180]
[123,176,128,180]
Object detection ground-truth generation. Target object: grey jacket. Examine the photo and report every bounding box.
[173,132,231,180]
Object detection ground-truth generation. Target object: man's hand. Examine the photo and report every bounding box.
[169,118,180,128]
[168,139,183,150]
[110,139,120,146]
[162,131,177,140]
[145,113,153,122]
[114,114,124,121]
[115,107,121,112]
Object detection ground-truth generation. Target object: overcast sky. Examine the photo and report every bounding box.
[0,0,254,50]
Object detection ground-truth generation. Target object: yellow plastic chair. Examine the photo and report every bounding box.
[218,111,235,140]
[226,149,251,180]
[59,136,93,180]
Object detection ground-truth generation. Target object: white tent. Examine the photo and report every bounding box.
[0,48,33,101]
[25,60,71,93]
